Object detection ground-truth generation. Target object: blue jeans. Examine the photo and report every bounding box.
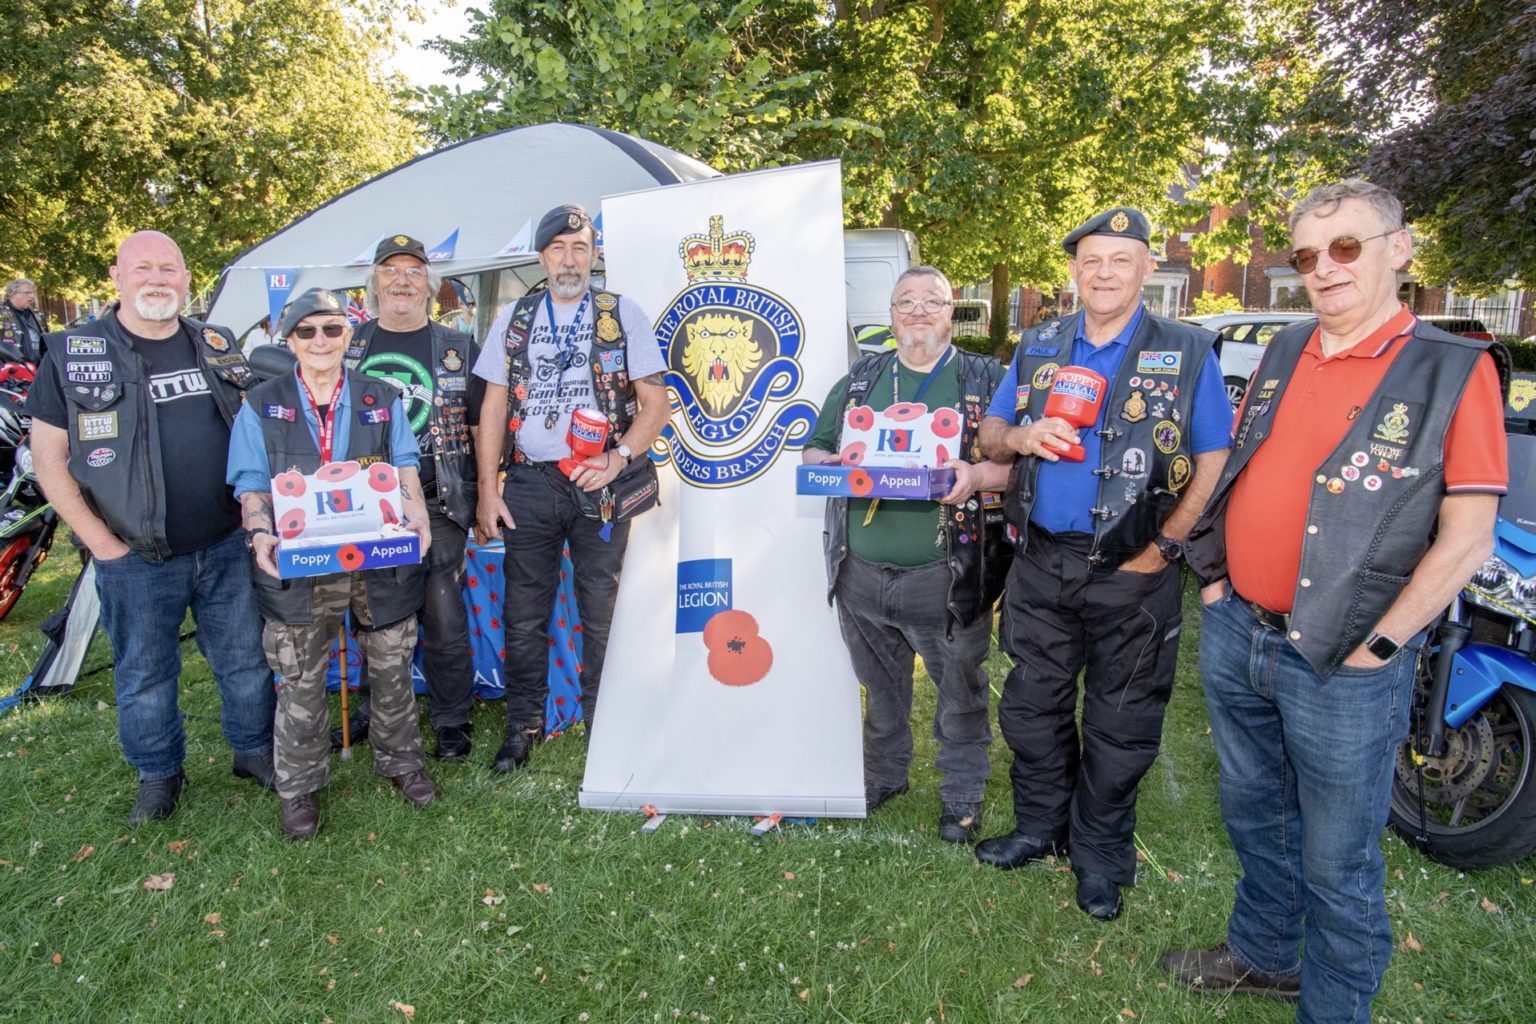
[95,530,276,780]
[1200,590,1420,1024]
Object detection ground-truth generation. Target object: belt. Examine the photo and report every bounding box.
[1239,592,1292,632]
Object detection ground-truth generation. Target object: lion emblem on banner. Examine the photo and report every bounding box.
[1509,376,1536,413]
[681,314,763,415]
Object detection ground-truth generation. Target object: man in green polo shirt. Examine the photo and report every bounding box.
[804,265,1011,843]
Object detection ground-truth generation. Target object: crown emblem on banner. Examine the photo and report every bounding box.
[679,215,755,282]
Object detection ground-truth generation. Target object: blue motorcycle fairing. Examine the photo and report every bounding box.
[1492,517,1536,578]
[1445,641,1536,729]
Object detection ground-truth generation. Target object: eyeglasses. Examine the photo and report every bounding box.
[1286,232,1395,274]
[892,298,953,315]
[377,265,426,280]
[290,323,347,340]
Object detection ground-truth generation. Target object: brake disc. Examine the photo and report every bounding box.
[1397,711,1497,805]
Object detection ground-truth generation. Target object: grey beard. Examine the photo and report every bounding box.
[897,333,950,364]
[549,273,587,300]
[133,292,182,321]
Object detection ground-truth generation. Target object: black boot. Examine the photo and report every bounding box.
[491,722,542,772]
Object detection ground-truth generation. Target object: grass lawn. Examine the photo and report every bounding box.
[1,546,1533,1023]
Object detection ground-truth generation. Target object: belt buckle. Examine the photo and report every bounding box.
[1245,598,1290,632]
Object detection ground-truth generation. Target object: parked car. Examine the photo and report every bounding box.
[950,299,990,338]
[1181,311,1315,407]
[1418,315,1496,341]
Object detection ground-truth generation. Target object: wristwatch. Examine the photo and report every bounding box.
[615,443,633,465]
[245,527,274,553]
[1153,535,1183,562]
[1364,631,1401,661]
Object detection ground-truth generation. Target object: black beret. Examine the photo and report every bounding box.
[277,288,348,337]
[1062,207,1152,256]
[535,204,594,252]
[373,233,429,265]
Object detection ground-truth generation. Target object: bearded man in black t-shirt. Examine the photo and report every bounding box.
[26,231,276,827]
[328,234,482,761]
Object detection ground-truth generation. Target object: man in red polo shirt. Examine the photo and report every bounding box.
[1164,179,1506,1023]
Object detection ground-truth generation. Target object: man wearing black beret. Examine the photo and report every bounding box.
[472,204,671,770]
[975,207,1232,920]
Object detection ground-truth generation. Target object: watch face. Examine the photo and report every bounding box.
[1367,633,1400,660]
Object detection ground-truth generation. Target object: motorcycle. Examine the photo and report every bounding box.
[0,390,58,620]
[1387,430,1536,869]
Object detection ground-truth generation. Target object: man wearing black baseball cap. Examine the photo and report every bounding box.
[328,232,483,762]
[471,203,671,770]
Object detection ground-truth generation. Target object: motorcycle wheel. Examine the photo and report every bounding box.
[0,535,33,620]
[1389,678,1536,870]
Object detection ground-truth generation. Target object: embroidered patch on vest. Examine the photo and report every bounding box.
[441,348,463,372]
[1120,390,1148,423]
[1137,351,1181,375]
[1152,420,1181,454]
[65,336,105,356]
[1031,363,1059,390]
[202,328,229,353]
[262,404,296,421]
[359,407,390,424]
[77,411,118,440]
[1370,398,1419,447]
[1168,454,1192,492]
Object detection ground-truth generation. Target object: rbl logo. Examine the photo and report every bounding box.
[317,489,354,514]
[876,429,921,454]
[268,273,289,288]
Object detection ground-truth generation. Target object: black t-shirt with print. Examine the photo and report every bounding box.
[357,326,484,494]
[26,322,240,554]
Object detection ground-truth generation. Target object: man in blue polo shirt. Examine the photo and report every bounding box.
[975,208,1231,921]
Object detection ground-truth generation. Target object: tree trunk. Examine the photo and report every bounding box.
[989,261,1011,358]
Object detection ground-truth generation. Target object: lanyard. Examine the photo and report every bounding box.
[544,290,591,372]
[892,347,954,405]
[298,370,342,464]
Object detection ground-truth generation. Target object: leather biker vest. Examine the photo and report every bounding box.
[344,319,478,530]
[246,371,426,628]
[1186,319,1494,676]
[821,348,1008,630]
[1004,311,1216,569]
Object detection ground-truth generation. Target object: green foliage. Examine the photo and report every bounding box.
[1333,0,1536,290]
[1191,292,1243,316]
[0,1,422,297]
[420,1,1346,292]
[1505,339,1536,372]
[418,0,862,173]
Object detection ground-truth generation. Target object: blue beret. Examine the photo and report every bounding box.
[278,288,347,337]
[536,204,594,252]
[1062,207,1152,256]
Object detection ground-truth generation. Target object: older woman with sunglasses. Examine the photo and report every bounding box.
[226,288,437,839]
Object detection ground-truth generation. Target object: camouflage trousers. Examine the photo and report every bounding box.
[262,573,424,800]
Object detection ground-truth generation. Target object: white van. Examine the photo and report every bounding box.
[844,228,919,345]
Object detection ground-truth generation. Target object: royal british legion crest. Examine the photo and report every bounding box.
[654,215,813,488]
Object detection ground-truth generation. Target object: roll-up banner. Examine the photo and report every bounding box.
[580,161,864,818]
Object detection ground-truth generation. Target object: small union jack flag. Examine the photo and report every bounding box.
[346,295,370,326]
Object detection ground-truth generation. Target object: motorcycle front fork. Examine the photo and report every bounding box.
[1422,608,1470,759]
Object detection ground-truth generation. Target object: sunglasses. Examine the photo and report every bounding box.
[1286,231,1395,274]
[290,323,347,340]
